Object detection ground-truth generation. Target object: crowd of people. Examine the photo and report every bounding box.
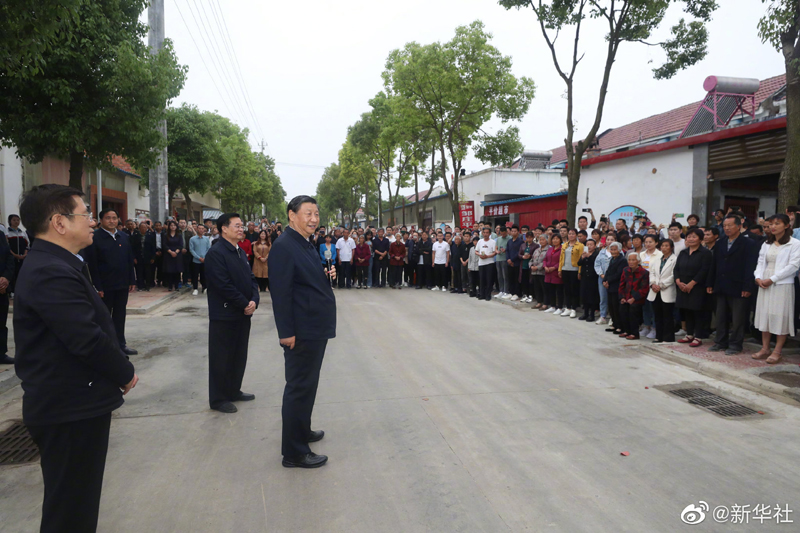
[304,207,800,364]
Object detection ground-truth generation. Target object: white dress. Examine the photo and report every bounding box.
[754,243,795,336]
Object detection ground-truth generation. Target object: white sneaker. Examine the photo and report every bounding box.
[431,287,438,291]
[646,329,657,339]
[510,295,519,301]
[403,282,408,287]
[639,324,646,333]
[493,292,502,298]
[441,287,447,291]
[608,319,613,327]
[560,309,571,317]
[544,307,555,313]
[502,293,512,300]
[675,329,686,337]
[569,310,577,319]
[192,289,198,296]
[595,317,608,325]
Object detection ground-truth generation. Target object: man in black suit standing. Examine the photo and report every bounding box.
[269,196,336,468]
[0,231,16,365]
[131,221,157,291]
[204,213,260,414]
[84,209,137,356]
[14,184,138,532]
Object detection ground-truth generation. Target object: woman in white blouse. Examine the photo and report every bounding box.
[647,239,677,343]
[752,214,800,364]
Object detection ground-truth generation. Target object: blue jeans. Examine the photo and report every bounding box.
[598,277,608,318]
[367,256,373,287]
[642,301,654,327]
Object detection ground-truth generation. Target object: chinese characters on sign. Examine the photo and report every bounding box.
[459,201,475,229]
[485,205,509,217]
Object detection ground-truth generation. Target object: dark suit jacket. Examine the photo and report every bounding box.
[710,235,758,296]
[268,226,336,340]
[83,229,135,292]
[13,240,135,426]
[205,238,260,321]
[0,233,16,286]
[130,231,157,264]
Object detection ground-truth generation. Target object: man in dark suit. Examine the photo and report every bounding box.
[14,184,138,532]
[707,214,759,355]
[83,209,137,356]
[269,195,336,468]
[131,221,157,291]
[0,232,16,365]
[204,213,260,414]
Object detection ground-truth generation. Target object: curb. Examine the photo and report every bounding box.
[127,290,183,315]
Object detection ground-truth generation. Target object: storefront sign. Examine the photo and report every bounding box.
[485,204,509,217]
[608,205,648,228]
[459,201,476,228]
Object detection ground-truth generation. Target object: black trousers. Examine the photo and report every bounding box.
[562,270,580,309]
[416,264,429,288]
[256,277,269,292]
[354,265,367,286]
[374,259,388,287]
[389,264,404,286]
[0,293,8,357]
[433,264,447,288]
[182,253,193,284]
[653,294,675,342]
[451,264,462,291]
[544,282,564,308]
[28,413,112,533]
[532,275,545,303]
[479,264,494,299]
[191,262,205,290]
[619,302,643,336]
[405,264,415,284]
[101,289,129,348]
[135,261,153,289]
[520,269,531,297]
[469,270,479,295]
[337,261,352,288]
[282,339,327,457]
[508,263,521,296]
[153,252,162,285]
[682,309,708,338]
[608,292,621,329]
[208,319,251,408]
[714,294,749,351]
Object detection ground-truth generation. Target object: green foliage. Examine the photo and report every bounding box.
[317,141,376,227]
[0,0,187,187]
[383,20,535,220]
[166,104,224,202]
[758,0,800,74]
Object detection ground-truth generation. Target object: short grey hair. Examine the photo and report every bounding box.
[628,251,640,261]
[609,242,622,251]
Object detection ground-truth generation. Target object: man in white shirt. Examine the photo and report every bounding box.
[386,227,396,243]
[335,229,356,289]
[668,222,686,255]
[431,233,450,291]
[476,227,497,300]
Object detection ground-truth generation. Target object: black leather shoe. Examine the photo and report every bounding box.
[122,346,138,356]
[282,453,328,468]
[234,392,255,402]
[707,344,726,352]
[211,402,237,413]
[308,430,325,443]
[0,354,14,365]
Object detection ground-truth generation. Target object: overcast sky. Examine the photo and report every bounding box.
[156,0,785,202]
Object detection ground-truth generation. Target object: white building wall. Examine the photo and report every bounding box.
[575,147,695,226]
[0,147,24,225]
[460,168,565,220]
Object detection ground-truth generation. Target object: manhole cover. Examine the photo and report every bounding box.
[759,372,800,389]
[667,387,761,418]
[0,421,39,466]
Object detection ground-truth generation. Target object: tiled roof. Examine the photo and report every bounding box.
[111,155,141,178]
[548,74,786,164]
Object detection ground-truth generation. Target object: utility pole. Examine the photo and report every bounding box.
[148,0,169,222]
[259,139,268,154]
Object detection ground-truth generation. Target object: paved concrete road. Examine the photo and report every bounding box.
[1,288,799,532]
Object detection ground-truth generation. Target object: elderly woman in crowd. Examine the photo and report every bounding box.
[617,252,650,340]
[558,228,584,318]
[604,242,626,335]
[353,235,371,289]
[518,231,537,303]
[543,234,564,314]
[593,233,616,325]
[530,234,549,309]
[674,228,713,347]
[468,235,480,297]
[752,214,800,364]
[578,238,599,321]
[648,239,677,343]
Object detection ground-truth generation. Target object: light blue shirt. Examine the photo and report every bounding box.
[189,235,211,264]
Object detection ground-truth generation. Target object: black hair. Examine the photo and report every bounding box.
[551,234,563,246]
[686,228,704,241]
[631,233,643,242]
[767,214,792,245]
[723,214,741,227]
[658,238,674,253]
[7,214,20,224]
[578,215,587,222]
[216,213,241,230]
[668,221,683,231]
[287,195,317,214]
[705,226,720,237]
[19,184,85,237]
[749,224,763,234]
[644,234,658,243]
[511,224,519,231]
[687,213,700,222]
[551,219,559,225]
[526,231,535,239]
[99,208,119,220]
[577,229,588,237]
[521,225,530,230]
[499,226,508,232]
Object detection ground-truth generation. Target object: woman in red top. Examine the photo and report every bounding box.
[353,235,371,289]
[618,252,650,340]
[238,236,253,263]
[389,239,407,289]
[542,234,564,313]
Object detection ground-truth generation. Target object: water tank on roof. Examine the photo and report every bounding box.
[703,76,760,95]
[519,150,552,170]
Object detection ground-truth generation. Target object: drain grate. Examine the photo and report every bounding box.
[0,421,40,466]
[668,388,760,418]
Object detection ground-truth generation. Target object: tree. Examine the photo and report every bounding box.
[383,21,535,222]
[0,0,187,189]
[166,104,226,218]
[759,0,800,212]
[498,0,717,226]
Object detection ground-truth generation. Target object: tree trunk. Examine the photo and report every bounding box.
[414,164,420,229]
[69,150,84,191]
[778,32,800,213]
[420,150,437,229]
[184,192,194,222]
[566,163,580,228]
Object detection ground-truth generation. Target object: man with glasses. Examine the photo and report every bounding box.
[14,184,138,532]
[83,209,137,356]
